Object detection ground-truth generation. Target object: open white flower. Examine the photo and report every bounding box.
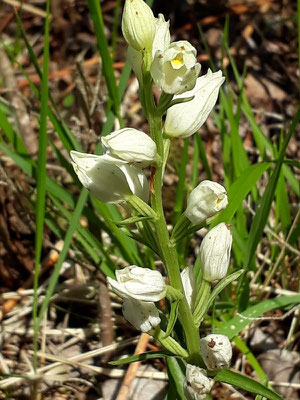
[164,69,225,138]
[184,364,212,400]
[184,180,228,225]
[70,151,149,203]
[107,265,166,302]
[200,223,232,282]
[101,128,157,168]
[200,334,232,370]
[150,40,201,94]
[181,266,196,309]
[122,298,161,332]
[122,0,156,52]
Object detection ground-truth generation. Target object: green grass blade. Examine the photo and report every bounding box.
[32,0,50,371]
[214,162,272,224]
[218,294,300,338]
[214,369,283,400]
[37,189,89,325]
[194,134,212,180]
[87,0,120,118]
[173,139,189,224]
[243,107,300,270]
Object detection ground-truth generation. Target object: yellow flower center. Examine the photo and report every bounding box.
[171,53,184,69]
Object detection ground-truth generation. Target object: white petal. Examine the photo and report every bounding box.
[122,298,161,332]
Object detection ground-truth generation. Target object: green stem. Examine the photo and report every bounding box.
[142,68,203,366]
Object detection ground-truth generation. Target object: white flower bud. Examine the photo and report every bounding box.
[122,0,156,52]
[184,364,212,400]
[122,298,161,332]
[200,223,232,282]
[70,151,149,203]
[127,14,170,82]
[107,265,166,302]
[164,69,225,138]
[150,40,201,94]
[181,266,195,309]
[184,180,228,225]
[101,128,157,168]
[200,334,232,371]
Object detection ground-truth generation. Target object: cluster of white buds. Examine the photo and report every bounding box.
[122,0,224,138]
[200,334,232,370]
[107,266,166,332]
[184,364,212,400]
[70,128,158,204]
[200,223,233,282]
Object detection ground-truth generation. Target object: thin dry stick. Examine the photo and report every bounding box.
[116,333,150,400]
[2,0,49,18]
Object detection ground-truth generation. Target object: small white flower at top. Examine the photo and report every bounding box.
[122,0,156,52]
[151,40,201,94]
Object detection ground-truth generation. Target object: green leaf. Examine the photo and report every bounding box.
[166,357,186,400]
[214,369,283,400]
[199,270,244,320]
[109,350,173,366]
[214,162,272,225]
[32,0,50,370]
[37,189,89,326]
[87,0,120,116]
[219,295,300,338]
[163,299,180,339]
[243,107,300,270]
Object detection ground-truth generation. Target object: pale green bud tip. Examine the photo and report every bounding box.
[122,0,156,51]
[200,334,232,370]
[184,364,212,400]
[200,223,232,282]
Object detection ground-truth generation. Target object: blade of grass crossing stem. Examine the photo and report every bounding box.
[173,139,189,224]
[194,134,212,180]
[33,0,50,372]
[87,0,120,120]
[243,107,300,270]
[37,189,89,326]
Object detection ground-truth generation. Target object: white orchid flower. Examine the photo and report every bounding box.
[107,265,166,302]
[184,364,212,400]
[164,69,225,138]
[200,223,232,282]
[184,180,228,225]
[150,40,201,94]
[200,334,232,370]
[70,151,149,203]
[122,298,161,332]
[181,265,196,309]
[101,128,157,168]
